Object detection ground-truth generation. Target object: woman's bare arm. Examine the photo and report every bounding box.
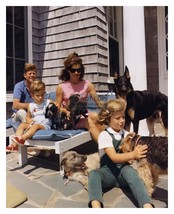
[56,85,63,108]
[88,82,104,108]
[56,84,69,115]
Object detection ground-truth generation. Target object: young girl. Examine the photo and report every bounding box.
[88,98,154,208]
[7,79,52,149]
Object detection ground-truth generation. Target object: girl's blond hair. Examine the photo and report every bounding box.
[30,79,45,94]
[98,98,127,125]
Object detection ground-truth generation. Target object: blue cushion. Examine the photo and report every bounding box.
[44,92,56,101]
[87,93,115,110]
[6,118,21,130]
[12,121,21,131]
[30,129,86,141]
[6,118,13,129]
[11,121,86,141]
[44,92,116,110]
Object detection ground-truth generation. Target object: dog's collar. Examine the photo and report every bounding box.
[64,164,88,177]
[64,170,74,177]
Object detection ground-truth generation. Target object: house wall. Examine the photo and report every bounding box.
[32,6,109,92]
[6,6,165,119]
[144,6,159,90]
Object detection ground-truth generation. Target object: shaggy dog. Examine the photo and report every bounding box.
[45,102,71,130]
[120,132,168,196]
[61,151,100,190]
[66,94,88,129]
[109,66,168,136]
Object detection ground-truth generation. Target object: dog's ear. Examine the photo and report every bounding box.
[124,66,130,79]
[113,71,119,80]
[52,103,58,114]
[120,133,135,153]
[61,158,67,166]
[126,132,136,139]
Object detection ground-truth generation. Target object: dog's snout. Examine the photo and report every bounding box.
[120,83,127,90]
[121,89,127,94]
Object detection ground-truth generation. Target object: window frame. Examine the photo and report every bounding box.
[6,6,28,94]
[106,6,123,77]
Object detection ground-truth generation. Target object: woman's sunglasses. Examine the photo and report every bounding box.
[70,68,82,73]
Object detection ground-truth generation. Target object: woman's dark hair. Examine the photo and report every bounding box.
[59,52,85,81]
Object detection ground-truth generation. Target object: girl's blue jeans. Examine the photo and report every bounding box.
[88,164,152,208]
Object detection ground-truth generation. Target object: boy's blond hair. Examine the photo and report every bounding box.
[98,98,127,125]
[30,79,45,94]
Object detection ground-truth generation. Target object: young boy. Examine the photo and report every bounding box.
[7,80,52,150]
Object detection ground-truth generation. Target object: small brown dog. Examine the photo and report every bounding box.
[120,132,168,196]
[61,151,100,190]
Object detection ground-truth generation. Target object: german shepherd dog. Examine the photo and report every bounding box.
[45,102,71,130]
[66,94,88,129]
[120,132,168,196]
[61,151,100,190]
[110,66,168,136]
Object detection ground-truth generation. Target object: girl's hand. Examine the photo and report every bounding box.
[133,144,148,159]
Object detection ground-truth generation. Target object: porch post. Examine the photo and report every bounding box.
[123,6,147,90]
[123,7,148,135]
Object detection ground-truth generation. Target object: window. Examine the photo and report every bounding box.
[6,6,28,92]
[109,37,119,76]
[106,7,123,76]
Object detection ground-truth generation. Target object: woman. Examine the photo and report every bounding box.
[56,52,104,142]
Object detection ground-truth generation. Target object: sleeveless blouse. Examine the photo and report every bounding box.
[60,80,89,107]
[29,99,51,129]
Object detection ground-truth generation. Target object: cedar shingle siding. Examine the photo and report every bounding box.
[32,6,109,92]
